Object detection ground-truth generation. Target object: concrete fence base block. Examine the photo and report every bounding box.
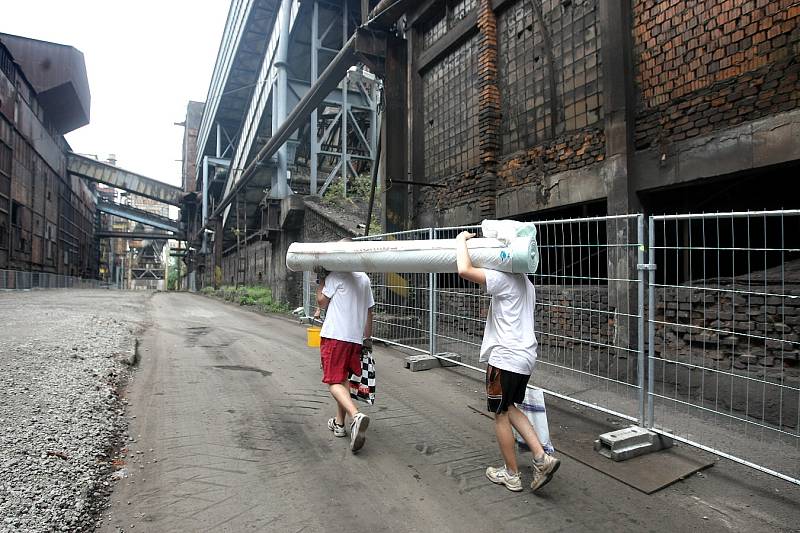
[404,352,462,372]
[593,426,673,461]
[436,352,462,367]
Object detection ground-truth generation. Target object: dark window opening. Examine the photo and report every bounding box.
[518,201,610,286]
[643,163,800,284]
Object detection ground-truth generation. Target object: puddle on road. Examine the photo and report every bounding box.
[212,364,272,377]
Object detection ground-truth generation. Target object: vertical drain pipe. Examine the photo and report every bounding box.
[271,0,292,199]
[341,0,348,196]
[201,156,209,254]
[310,0,319,196]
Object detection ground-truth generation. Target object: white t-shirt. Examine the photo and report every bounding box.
[320,272,375,344]
[479,270,538,375]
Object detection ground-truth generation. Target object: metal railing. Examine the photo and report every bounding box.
[302,211,800,485]
[0,269,106,290]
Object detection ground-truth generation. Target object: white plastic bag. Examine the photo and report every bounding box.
[513,387,555,455]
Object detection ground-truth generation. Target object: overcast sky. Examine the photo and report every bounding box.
[1,1,230,187]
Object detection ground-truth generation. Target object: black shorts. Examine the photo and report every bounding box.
[486,364,531,414]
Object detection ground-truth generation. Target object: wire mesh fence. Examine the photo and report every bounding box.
[355,229,434,352]
[0,269,105,290]
[315,217,646,424]
[300,211,800,485]
[432,216,645,423]
[648,211,800,484]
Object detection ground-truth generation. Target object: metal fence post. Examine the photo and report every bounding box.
[646,215,656,428]
[303,271,311,318]
[637,215,646,426]
[429,227,437,357]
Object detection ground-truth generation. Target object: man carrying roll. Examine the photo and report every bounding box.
[315,266,374,452]
[456,231,560,492]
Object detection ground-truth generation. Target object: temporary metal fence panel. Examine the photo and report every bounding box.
[648,211,800,485]
[300,210,799,485]
[325,217,646,424]
[353,229,434,352]
[432,216,645,424]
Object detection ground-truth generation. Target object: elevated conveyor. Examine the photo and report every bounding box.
[67,153,185,206]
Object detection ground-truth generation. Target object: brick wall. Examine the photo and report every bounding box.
[653,286,800,375]
[416,166,483,222]
[496,127,605,195]
[633,0,800,150]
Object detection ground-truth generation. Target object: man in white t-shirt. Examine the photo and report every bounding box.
[456,231,560,492]
[316,268,375,452]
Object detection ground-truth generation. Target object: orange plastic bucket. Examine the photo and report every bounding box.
[306,326,321,347]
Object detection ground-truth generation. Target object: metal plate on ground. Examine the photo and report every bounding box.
[545,401,716,494]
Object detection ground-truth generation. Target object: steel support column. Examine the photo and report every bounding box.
[383,34,408,232]
[600,0,639,372]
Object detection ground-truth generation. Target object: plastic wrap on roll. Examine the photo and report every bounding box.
[286,236,539,274]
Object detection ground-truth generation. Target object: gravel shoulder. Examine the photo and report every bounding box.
[0,290,150,533]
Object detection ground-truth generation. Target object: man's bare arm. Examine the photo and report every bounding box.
[363,307,374,340]
[456,231,487,286]
[316,277,331,310]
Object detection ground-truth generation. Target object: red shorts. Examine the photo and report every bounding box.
[320,337,362,384]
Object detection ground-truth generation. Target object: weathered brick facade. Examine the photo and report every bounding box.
[633,0,800,149]
[415,0,608,224]
[411,0,800,225]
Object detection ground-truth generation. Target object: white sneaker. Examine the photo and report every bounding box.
[350,412,370,452]
[327,417,346,437]
[531,454,560,491]
[486,465,523,492]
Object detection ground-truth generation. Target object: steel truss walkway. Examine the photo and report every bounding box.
[96,199,182,233]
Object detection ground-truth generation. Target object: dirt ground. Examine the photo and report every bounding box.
[95,291,799,533]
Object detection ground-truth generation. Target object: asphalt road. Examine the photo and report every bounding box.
[101,292,800,532]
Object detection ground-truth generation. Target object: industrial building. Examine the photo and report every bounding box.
[181,0,800,302]
[0,33,184,286]
[0,34,97,279]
